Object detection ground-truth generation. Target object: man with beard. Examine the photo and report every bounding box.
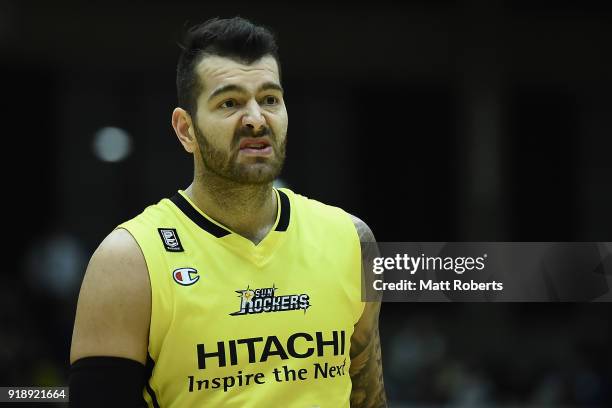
[69,17,386,408]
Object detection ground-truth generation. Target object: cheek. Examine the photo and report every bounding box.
[271,111,288,138]
[198,120,233,148]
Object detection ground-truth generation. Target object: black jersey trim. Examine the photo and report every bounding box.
[145,353,161,408]
[275,190,291,232]
[170,193,231,238]
[170,190,291,238]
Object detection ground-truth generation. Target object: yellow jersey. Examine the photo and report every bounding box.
[116,188,364,407]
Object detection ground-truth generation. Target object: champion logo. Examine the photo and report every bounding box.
[173,267,200,286]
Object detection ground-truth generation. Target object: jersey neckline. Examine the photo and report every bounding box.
[169,188,291,244]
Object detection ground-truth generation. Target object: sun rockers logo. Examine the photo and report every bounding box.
[230,284,310,316]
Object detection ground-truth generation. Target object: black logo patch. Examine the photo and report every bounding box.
[158,228,184,252]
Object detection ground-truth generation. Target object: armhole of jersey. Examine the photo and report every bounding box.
[341,209,367,325]
[113,225,157,360]
[114,223,165,405]
[355,241,367,325]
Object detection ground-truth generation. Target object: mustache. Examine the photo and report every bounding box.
[232,126,273,148]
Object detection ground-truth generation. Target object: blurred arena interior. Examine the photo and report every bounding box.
[1,0,611,406]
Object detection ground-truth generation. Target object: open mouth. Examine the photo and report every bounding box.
[241,143,268,150]
[239,138,273,154]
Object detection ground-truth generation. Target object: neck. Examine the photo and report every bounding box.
[185,172,277,245]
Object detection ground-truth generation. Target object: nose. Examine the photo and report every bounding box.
[241,100,266,131]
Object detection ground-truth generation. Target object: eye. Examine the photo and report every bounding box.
[262,96,279,105]
[219,99,237,109]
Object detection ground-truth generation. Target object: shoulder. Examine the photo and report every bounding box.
[347,213,376,244]
[348,214,382,303]
[90,228,149,279]
[284,189,375,240]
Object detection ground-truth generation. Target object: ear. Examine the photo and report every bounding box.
[172,108,197,153]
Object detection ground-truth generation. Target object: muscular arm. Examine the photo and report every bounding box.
[69,228,152,406]
[70,228,151,364]
[349,215,387,408]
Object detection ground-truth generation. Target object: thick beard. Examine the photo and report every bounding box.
[194,124,286,185]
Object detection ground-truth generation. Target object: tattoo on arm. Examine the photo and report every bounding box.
[349,215,387,408]
[350,323,386,408]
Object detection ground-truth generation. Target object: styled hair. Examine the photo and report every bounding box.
[176,17,281,117]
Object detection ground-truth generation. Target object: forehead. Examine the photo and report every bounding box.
[195,55,280,96]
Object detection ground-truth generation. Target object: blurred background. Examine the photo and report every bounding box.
[1,0,611,406]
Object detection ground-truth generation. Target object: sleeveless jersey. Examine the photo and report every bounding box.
[116,188,364,407]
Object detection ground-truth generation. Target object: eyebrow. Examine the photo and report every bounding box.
[207,82,284,102]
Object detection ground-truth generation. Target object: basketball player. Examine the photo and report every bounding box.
[69,17,386,407]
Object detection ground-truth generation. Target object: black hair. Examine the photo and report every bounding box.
[176,16,280,117]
